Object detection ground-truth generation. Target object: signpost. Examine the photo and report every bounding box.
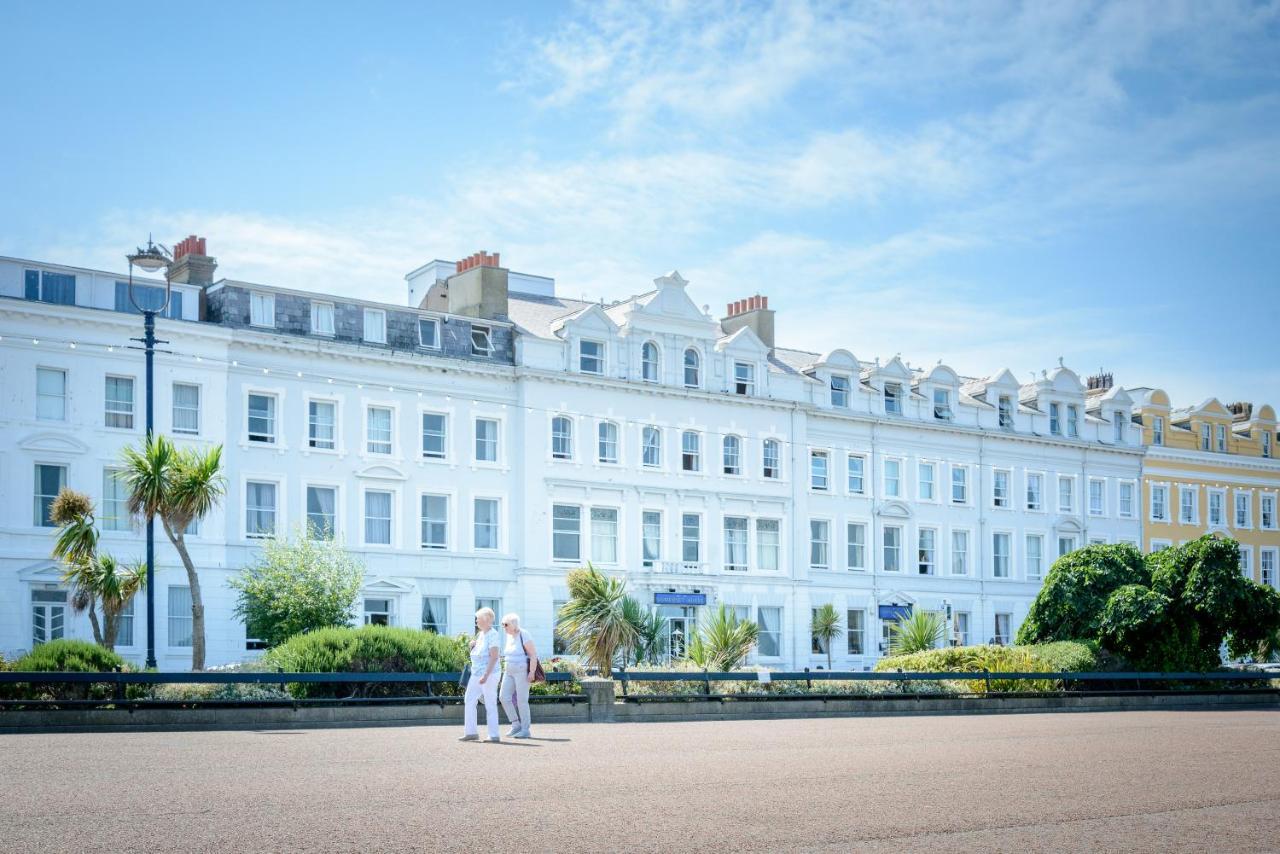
[878,603,912,621]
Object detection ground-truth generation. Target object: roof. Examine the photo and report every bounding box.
[505,291,597,339]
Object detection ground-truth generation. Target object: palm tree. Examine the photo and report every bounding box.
[50,489,105,645]
[92,554,147,650]
[557,564,638,675]
[120,434,225,670]
[888,609,946,656]
[810,603,842,670]
[697,604,759,670]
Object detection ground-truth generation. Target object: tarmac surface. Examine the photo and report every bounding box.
[1,709,1277,853]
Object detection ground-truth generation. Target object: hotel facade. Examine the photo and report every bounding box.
[2,240,1269,670]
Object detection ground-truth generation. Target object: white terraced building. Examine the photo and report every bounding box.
[0,242,1144,669]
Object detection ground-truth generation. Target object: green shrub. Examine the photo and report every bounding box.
[529,658,585,696]
[2,640,127,702]
[1020,640,1100,673]
[1017,543,1148,645]
[875,645,1056,693]
[262,625,468,698]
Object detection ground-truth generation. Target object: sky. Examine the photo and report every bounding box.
[2,0,1279,405]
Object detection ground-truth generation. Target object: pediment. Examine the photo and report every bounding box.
[551,303,618,337]
[643,271,713,323]
[356,464,407,481]
[1055,517,1083,533]
[925,364,960,386]
[810,349,859,373]
[877,356,913,380]
[1191,398,1229,418]
[18,432,91,455]
[1050,366,1084,393]
[362,578,415,594]
[1100,385,1133,406]
[877,590,917,605]
[715,325,769,356]
[877,500,913,518]
[987,368,1020,389]
[18,560,63,582]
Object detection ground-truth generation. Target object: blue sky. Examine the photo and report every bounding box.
[3,1,1279,405]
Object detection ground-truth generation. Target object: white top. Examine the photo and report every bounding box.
[503,630,531,669]
[470,627,500,672]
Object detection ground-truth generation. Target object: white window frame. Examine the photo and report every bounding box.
[598,421,620,465]
[682,431,701,473]
[950,465,968,505]
[474,416,500,464]
[1260,493,1277,530]
[756,518,781,571]
[36,366,67,421]
[681,513,702,564]
[104,374,135,430]
[1151,484,1170,522]
[172,381,201,435]
[883,457,902,498]
[551,415,574,461]
[950,528,970,576]
[551,504,582,563]
[1089,478,1106,517]
[917,527,937,575]
[1178,486,1198,525]
[642,425,662,468]
[307,398,338,451]
[249,291,274,327]
[810,450,830,491]
[365,404,395,456]
[1235,491,1252,529]
[417,317,440,349]
[882,524,903,572]
[246,391,278,444]
[1152,416,1164,446]
[641,510,662,567]
[361,488,395,547]
[1026,533,1045,581]
[471,325,493,356]
[733,361,755,396]
[762,439,781,480]
[847,454,866,495]
[918,461,936,502]
[809,519,831,569]
[722,435,742,476]
[363,308,387,344]
[305,483,339,541]
[682,348,701,388]
[992,531,1013,579]
[1057,475,1076,514]
[421,411,448,461]
[589,507,620,565]
[723,516,749,571]
[641,341,660,383]
[883,382,902,415]
[992,468,1011,509]
[846,521,867,571]
[579,339,605,375]
[244,478,280,539]
[933,388,952,420]
[1118,481,1136,519]
[830,374,850,408]
[418,493,449,550]
[311,301,335,336]
[472,496,502,552]
[1026,471,1044,512]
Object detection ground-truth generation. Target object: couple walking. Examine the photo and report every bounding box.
[460,607,539,742]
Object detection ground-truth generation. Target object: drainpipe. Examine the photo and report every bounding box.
[977,432,987,644]
[870,419,881,658]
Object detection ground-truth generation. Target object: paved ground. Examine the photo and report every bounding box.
[1,710,1278,853]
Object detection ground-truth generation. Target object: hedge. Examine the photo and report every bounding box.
[0,640,128,702]
[262,625,469,698]
[874,645,1057,693]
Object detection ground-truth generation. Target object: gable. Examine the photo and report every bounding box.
[552,303,619,338]
[18,432,91,455]
[356,464,407,481]
[716,325,769,357]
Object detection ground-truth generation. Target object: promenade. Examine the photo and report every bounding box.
[2,710,1277,852]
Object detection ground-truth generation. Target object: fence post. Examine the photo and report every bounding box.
[618,667,629,698]
[984,669,991,694]
[805,667,812,691]
[582,678,615,722]
[703,669,712,697]
[113,665,126,704]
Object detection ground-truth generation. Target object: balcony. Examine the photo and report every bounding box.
[645,560,712,576]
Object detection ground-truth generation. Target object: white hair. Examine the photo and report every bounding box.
[501,613,520,631]
[475,607,496,624]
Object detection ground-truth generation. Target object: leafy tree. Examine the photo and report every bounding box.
[49,489,145,651]
[888,609,947,656]
[120,435,226,670]
[810,604,842,669]
[1016,543,1148,645]
[1019,536,1280,671]
[228,529,366,648]
[557,564,638,674]
[694,604,759,670]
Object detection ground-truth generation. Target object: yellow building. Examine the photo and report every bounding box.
[1128,389,1279,586]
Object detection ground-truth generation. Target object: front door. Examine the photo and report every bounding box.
[31,589,67,646]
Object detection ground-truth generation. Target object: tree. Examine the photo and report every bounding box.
[228,529,366,648]
[1017,543,1148,645]
[810,604,842,670]
[888,609,947,657]
[557,564,638,674]
[696,604,759,670]
[120,435,226,670]
[49,489,146,651]
[1019,536,1280,671]
[621,596,666,665]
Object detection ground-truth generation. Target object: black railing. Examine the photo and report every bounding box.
[0,670,582,711]
[610,668,1279,701]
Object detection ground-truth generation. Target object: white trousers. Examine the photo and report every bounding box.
[500,666,532,733]
[463,671,499,738]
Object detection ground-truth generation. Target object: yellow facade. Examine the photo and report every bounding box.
[1131,390,1280,585]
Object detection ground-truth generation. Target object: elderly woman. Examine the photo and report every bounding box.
[499,613,539,739]
[459,607,501,742]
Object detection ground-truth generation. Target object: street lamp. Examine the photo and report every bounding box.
[127,237,173,670]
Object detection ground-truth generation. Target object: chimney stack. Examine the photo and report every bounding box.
[721,293,775,350]
[168,234,217,286]
[439,249,508,320]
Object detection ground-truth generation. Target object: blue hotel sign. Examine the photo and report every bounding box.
[654,592,707,606]
[878,604,913,621]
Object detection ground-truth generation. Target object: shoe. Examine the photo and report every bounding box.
[458,734,479,742]
[486,736,501,743]
[514,729,532,739]
[507,727,522,738]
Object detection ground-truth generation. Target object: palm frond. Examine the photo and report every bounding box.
[119,434,174,519]
[888,609,947,656]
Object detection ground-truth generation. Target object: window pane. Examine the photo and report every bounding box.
[168,586,193,647]
[307,486,336,539]
[474,499,499,549]
[590,507,618,563]
[421,495,448,548]
[421,597,448,633]
[422,413,447,458]
[34,464,67,527]
[552,504,581,561]
[246,481,277,537]
[104,377,135,429]
[364,491,392,544]
[173,382,200,434]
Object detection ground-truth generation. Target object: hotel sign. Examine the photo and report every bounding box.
[654,592,707,606]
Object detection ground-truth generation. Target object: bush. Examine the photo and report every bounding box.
[1021,640,1100,673]
[529,658,585,696]
[875,645,1056,693]
[1,640,128,702]
[262,625,468,698]
[1017,543,1148,645]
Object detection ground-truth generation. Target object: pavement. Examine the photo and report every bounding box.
[1,710,1277,853]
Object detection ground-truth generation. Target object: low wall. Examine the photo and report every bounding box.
[2,686,1275,733]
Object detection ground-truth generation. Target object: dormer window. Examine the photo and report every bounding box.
[1264,431,1273,458]
[363,308,386,344]
[1049,402,1062,435]
[417,318,440,349]
[683,349,701,388]
[641,341,660,382]
[579,340,604,375]
[1066,405,1079,438]
[830,375,850,408]
[1153,416,1164,445]
[1216,424,1226,453]
[312,301,335,336]
[1200,424,1211,451]
[250,292,275,328]
[1113,411,1125,443]
[933,389,952,420]
[733,362,754,395]
[471,326,493,356]
[884,382,902,415]
[998,395,1014,429]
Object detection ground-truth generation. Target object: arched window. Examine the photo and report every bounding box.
[642,341,660,382]
[551,416,573,460]
[681,430,701,472]
[762,439,781,479]
[598,421,619,463]
[683,348,700,388]
[723,435,742,475]
[642,426,662,467]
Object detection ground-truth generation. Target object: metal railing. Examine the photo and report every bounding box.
[0,670,583,711]
[610,667,1280,701]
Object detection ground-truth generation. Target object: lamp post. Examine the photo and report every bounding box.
[127,238,172,670]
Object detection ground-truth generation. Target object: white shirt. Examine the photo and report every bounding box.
[503,631,530,670]
[470,627,500,673]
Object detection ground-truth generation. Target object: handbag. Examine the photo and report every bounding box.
[523,631,547,683]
